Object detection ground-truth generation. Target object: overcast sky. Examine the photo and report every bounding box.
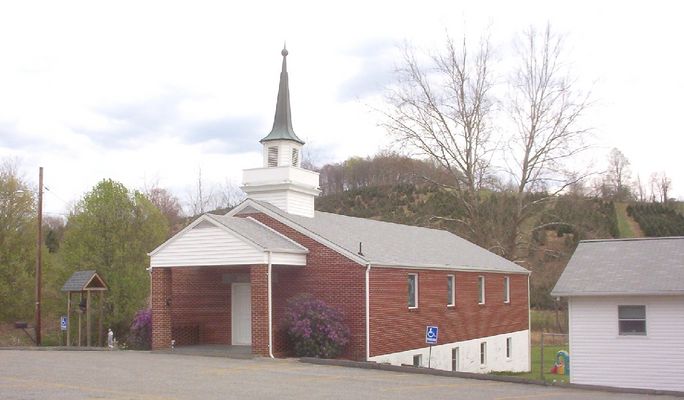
[1,0,682,216]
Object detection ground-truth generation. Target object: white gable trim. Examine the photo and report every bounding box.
[148,214,262,257]
[228,199,367,266]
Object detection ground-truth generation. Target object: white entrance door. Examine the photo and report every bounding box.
[231,283,252,345]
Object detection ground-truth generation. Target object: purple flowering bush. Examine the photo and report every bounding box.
[128,308,152,350]
[283,295,350,358]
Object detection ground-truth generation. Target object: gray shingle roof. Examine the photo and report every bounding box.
[206,213,307,253]
[551,237,684,296]
[61,270,107,292]
[243,200,527,274]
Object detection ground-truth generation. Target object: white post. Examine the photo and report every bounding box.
[267,251,274,358]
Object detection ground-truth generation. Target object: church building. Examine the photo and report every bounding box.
[148,48,530,373]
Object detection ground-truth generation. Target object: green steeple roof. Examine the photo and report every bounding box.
[260,46,305,145]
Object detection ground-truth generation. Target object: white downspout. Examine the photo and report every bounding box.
[365,263,371,361]
[268,251,274,359]
[527,273,532,372]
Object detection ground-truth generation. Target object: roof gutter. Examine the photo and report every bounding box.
[551,290,684,297]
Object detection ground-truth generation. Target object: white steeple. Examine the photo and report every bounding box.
[241,46,320,217]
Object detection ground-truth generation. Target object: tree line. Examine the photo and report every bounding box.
[0,161,198,345]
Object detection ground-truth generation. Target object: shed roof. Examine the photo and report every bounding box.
[61,270,107,292]
[234,199,528,274]
[551,237,684,297]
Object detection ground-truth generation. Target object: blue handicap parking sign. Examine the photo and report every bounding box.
[425,325,438,344]
[60,316,68,331]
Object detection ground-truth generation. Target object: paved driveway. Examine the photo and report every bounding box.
[0,350,675,400]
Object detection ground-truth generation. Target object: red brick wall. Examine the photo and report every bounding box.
[246,213,367,360]
[250,265,269,356]
[369,268,528,357]
[151,268,172,350]
[169,267,247,345]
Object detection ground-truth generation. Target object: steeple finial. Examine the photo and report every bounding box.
[260,45,304,145]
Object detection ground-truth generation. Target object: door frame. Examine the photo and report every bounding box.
[231,282,252,345]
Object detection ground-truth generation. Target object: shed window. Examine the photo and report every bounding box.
[618,305,646,335]
[292,148,299,167]
[267,146,278,167]
[478,276,485,304]
[503,276,510,303]
[447,275,455,306]
[408,274,418,308]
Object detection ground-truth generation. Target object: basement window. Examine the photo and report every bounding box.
[451,347,460,371]
[480,342,487,366]
[408,274,418,309]
[506,337,512,359]
[267,146,278,167]
[412,354,422,367]
[618,305,646,335]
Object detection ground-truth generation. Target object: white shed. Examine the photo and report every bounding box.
[551,237,684,392]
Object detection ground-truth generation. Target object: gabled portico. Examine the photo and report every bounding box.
[148,213,307,356]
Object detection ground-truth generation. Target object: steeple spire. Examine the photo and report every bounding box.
[260,44,305,144]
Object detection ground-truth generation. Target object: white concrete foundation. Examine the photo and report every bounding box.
[369,330,530,373]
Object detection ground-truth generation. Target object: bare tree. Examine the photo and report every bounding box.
[381,33,497,245]
[634,174,647,202]
[145,186,184,234]
[606,148,631,201]
[217,179,246,210]
[648,172,673,203]
[504,24,591,259]
[186,167,219,216]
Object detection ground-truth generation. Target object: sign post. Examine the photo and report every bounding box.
[60,316,68,346]
[425,325,439,368]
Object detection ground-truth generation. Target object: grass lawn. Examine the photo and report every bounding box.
[614,202,635,238]
[492,343,570,382]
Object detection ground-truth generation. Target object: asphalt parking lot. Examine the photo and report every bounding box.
[0,350,677,400]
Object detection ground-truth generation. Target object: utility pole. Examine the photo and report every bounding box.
[35,167,43,346]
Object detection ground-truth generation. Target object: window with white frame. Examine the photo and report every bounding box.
[267,146,278,167]
[503,276,510,303]
[412,354,422,367]
[480,342,487,365]
[447,274,455,306]
[618,305,646,335]
[506,337,512,359]
[408,274,418,308]
[478,276,485,304]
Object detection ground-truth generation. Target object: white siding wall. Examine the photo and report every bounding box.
[151,225,265,267]
[569,295,684,391]
[286,191,315,218]
[248,191,289,214]
[246,189,315,218]
[369,330,529,373]
[271,252,307,266]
